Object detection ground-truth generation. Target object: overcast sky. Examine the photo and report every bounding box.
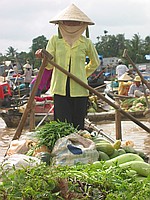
[0,0,150,55]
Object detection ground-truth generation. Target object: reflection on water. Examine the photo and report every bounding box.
[0,117,150,158]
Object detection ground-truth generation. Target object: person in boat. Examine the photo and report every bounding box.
[116,59,129,79]
[128,75,150,97]
[118,73,133,96]
[30,68,53,97]
[35,4,100,130]
[23,60,33,88]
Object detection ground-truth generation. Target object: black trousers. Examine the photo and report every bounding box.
[54,94,88,130]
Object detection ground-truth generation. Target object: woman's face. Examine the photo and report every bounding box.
[61,21,82,26]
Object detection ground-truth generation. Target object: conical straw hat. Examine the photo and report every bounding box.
[134,76,141,82]
[118,73,133,81]
[50,4,94,25]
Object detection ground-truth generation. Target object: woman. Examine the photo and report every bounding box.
[30,68,53,96]
[36,4,100,130]
[23,61,32,88]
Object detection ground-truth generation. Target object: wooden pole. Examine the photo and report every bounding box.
[42,49,150,133]
[115,97,122,140]
[123,49,150,110]
[12,54,53,140]
[123,49,150,90]
[36,105,54,129]
[29,100,36,131]
[85,118,115,143]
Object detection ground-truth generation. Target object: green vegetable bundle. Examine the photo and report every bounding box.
[35,121,77,151]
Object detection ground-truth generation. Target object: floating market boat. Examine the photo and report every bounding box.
[0,93,149,128]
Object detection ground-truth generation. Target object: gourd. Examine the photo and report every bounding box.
[98,151,110,161]
[104,153,144,167]
[113,140,121,150]
[93,137,110,144]
[118,149,126,155]
[109,149,119,159]
[122,146,136,154]
[119,161,150,177]
[95,143,115,156]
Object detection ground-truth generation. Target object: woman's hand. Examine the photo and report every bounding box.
[35,49,43,59]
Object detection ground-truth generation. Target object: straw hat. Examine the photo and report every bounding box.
[23,63,31,69]
[134,76,141,82]
[50,4,94,25]
[118,73,133,81]
[118,59,123,64]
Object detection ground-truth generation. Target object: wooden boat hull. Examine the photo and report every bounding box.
[0,109,146,128]
[0,110,54,128]
[88,110,145,122]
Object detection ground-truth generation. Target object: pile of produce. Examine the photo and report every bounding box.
[120,96,150,112]
[0,121,150,199]
[0,160,149,199]
[87,95,98,113]
[87,95,110,113]
[26,121,78,159]
[90,135,150,178]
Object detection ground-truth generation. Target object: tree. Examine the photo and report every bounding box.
[124,34,144,63]
[95,34,126,58]
[31,35,48,53]
[6,46,18,62]
[144,36,150,55]
[30,35,48,68]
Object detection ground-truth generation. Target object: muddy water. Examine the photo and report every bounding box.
[0,118,28,156]
[0,117,150,158]
[96,119,150,157]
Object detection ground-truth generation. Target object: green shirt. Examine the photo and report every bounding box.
[46,35,100,97]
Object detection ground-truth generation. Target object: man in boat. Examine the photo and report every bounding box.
[118,73,133,96]
[116,59,129,79]
[128,75,150,97]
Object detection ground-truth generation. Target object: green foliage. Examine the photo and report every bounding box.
[0,33,150,69]
[0,162,150,199]
[95,33,150,63]
[36,121,78,151]
[31,35,48,54]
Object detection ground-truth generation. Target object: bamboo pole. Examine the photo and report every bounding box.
[29,100,36,131]
[123,49,150,90]
[85,118,115,143]
[12,54,53,140]
[42,49,150,133]
[123,49,150,110]
[115,97,122,140]
[36,105,54,129]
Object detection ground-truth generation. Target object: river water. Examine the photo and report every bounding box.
[0,117,150,159]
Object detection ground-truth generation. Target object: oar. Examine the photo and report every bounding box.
[85,118,115,143]
[12,54,52,140]
[4,55,52,156]
[36,105,54,129]
[42,49,150,133]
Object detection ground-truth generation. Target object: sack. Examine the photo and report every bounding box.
[2,154,41,170]
[6,139,32,156]
[51,133,99,166]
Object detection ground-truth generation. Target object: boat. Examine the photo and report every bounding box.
[0,96,54,128]
[0,106,147,128]
[0,109,54,128]
[0,91,149,128]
